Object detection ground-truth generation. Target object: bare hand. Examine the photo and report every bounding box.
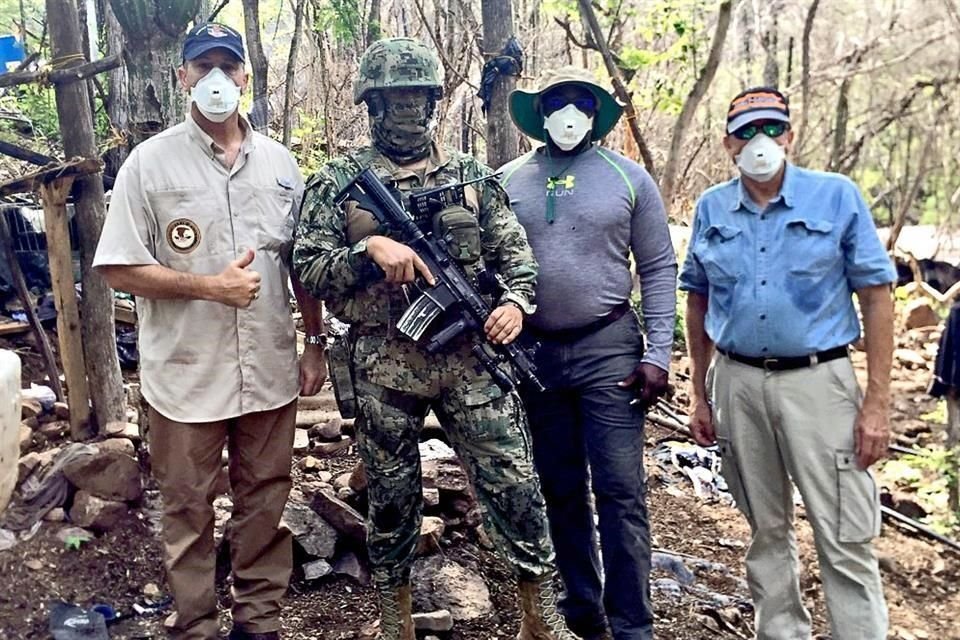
[299,344,328,396]
[618,362,668,409]
[484,304,523,344]
[215,248,261,308]
[689,398,716,446]
[366,236,435,285]
[855,399,889,469]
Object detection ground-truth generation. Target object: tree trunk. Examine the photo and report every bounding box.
[366,0,382,48]
[480,0,519,168]
[660,0,733,209]
[45,0,125,434]
[796,0,821,155]
[577,0,656,174]
[107,0,198,146]
[242,0,270,133]
[102,0,128,177]
[282,0,307,148]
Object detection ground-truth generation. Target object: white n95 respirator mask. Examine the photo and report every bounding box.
[543,104,594,151]
[191,67,241,123]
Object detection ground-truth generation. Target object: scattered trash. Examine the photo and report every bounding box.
[652,551,696,585]
[651,577,684,601]
[49,601,109,640]
[21,383,56,411]
[0,527,16,551]
[57,526,94,548]
[651,440,732,503]
[718,537,745,549]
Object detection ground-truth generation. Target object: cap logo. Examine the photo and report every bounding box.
[166,219,201,254]
[207,24,229,38]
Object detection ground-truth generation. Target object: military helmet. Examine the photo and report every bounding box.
[353,38,443,105]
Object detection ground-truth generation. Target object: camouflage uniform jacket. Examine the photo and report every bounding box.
[294,143,538,330]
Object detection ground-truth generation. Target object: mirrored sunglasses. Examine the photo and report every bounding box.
[542,94,598,114]
[733,121,789,141]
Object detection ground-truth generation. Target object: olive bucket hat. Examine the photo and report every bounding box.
[509,66,623,142]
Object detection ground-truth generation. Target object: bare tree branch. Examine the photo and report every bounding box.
[660,0,732,208]
[576,0,655,173]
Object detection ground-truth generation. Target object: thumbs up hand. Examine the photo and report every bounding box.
[215,248,262,308]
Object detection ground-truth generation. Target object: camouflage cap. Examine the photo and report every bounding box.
[354,38,443,105]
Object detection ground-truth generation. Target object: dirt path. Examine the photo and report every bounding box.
[2,337,959,639]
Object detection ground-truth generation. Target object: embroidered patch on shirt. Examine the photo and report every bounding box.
[166,218,201,254]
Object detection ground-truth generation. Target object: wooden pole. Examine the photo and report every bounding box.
[46,0,126,432]
[0,210,64,401]
[39,177,91,439]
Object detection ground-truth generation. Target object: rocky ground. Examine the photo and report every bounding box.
[1,306,959,640]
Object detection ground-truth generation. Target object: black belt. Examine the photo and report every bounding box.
[528,301,631,343]
[718,345,849,371]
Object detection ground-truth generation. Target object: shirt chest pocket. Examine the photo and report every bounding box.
[147,188,228,266]
[785,218,837,275]
[256,186,296,251]
[697,223,743,283]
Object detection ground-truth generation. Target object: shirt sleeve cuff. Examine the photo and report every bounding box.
[641,351,672,372]
[848,272,896,290]
[501,291,536,315]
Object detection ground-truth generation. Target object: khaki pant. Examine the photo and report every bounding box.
[149,401,297,640]
[710,354,887,640]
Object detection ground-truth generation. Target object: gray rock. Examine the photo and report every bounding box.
[303,559,333,580]
[313,437,352,456]
[19,424,32,453]
[332,551,370,585]
[411,556,492,621]
[417,517,445,556]
[69,491,129,532]
[44,507,65,522]
[422,487,440,508]
[313,418,343,441]
[282,500,338,559]
[293,428,311,453]
[310,489,366,545]
[318,471,333,483]
[413,610,454,632]
[63,450,142,502]
[104,421,141,443]
[348,462,367,492]
[96,438,136,457]
[17,452,41,484]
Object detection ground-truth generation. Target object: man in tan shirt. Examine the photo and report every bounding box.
[93,23,326,640]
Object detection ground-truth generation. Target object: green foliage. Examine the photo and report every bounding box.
[880,442,960,535]
[290,112,329,176]
[315,0,362,44]
[1,85,60,141]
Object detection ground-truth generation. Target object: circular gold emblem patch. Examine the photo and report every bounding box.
[166,219,201,254]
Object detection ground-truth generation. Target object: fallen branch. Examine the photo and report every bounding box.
[881,506,960,552]
[0,52,123,90]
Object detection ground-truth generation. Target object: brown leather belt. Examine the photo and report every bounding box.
[717,345,849,371]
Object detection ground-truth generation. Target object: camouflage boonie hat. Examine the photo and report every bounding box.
[353,37,443,105]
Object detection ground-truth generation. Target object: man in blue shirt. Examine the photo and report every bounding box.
[680,87,894,640]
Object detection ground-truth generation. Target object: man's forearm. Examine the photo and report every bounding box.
[292,272,326,337]
[857,284,894,407]
[96,264,217,301]
[685,292,714,401]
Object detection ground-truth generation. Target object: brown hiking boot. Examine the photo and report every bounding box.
[516,577,578,640]
[375,583,415,640]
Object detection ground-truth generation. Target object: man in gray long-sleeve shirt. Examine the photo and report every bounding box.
[500,67,677,640]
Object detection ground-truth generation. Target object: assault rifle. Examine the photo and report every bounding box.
[335,168,545,393]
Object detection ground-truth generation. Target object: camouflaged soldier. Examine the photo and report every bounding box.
[293,37,576,640]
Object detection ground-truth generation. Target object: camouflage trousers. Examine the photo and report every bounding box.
[352,331,556,587]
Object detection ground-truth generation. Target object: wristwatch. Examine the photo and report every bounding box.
[304,333,328,346]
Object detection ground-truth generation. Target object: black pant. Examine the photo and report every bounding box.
[522,312,653,639]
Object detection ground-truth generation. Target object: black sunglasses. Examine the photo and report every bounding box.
[542,94,598,114]
[733,121,790,141]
